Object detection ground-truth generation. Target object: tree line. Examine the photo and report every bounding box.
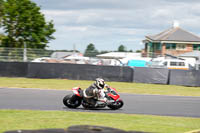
[84,43,133,57]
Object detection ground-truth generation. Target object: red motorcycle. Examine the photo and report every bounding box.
[63,87,124,110]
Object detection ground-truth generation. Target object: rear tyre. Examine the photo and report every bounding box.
[63,94,82,108]
[107,100,124,110]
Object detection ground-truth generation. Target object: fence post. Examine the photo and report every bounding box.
[23,43,27,62]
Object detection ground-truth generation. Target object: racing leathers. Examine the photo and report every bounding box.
[83,83,107,106]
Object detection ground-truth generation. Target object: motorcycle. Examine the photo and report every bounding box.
[63,86,124,110]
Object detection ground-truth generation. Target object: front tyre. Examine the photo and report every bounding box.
[63,94,82,108]
[107,100,124,110]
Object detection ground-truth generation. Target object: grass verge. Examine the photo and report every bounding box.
[0,110,200,133]
[1,77,200,96]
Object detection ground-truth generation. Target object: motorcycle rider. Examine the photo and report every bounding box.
[83,78,107,107]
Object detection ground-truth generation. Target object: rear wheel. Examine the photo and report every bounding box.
[107,100,124,110]
[63,94,82,108]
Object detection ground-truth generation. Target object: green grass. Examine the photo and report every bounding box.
[1,78,200,133]
[0,110,200,133]
[1,77,200,96]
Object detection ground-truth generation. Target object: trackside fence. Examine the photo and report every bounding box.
[0,62,200,87]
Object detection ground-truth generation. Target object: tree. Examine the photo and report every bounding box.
[84,43,99,57]
[0,0,5,44]
[118,45,126,52]
[99,50,112,54]
[0,0,3,21]
[136,50,141,53]
[0,0,3,16]
[129,50,133,52]
[0,34,5,42]
[1,0,56,49]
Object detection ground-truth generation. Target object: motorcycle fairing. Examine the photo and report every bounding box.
[72,87,81,97]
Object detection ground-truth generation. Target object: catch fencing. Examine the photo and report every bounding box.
[27,62,133,82]
[0,62,133,82]
[0,47,52,62]
[169,69,200,86]
[0,62,200,87]
[133,67,169,84]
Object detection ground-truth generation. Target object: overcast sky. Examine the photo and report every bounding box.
[31,0,200,52]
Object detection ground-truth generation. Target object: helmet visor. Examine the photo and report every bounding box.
[99,84,105,88]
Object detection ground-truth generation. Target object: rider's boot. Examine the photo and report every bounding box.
[98,97,107,103]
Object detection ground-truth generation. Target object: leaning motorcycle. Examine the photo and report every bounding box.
[63,87,124,110]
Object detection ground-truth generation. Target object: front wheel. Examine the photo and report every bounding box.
[107,100,124,110]
[63,94,82,108]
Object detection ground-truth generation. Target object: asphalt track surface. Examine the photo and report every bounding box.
[0,88,200,117]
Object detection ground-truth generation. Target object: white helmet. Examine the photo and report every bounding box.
[95,78,105,89]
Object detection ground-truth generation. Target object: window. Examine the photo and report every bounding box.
[170,62,177,66]
[147,42,153,52]
[155,43,161,50]
[166,43,176,50]
[170,61,185,66]
[163,61,167,66]
[178,62,185,66]
[193,44,200,51]
[166,44,170,49]
[176,44,186,50]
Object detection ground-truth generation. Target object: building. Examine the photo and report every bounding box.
[51,52,79,59]
[143,23,200,57]
[96,52,142,66]
[96,52,141,59]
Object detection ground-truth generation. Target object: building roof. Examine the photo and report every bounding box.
[64,53,88,60]
[96,52,141,59]
[51,52,74,59]
[146,27,200,42]
[179,51,200,58]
